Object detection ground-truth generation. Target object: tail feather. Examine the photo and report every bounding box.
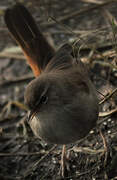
[4,3,55,76]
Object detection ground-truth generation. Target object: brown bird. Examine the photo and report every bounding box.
[4,3,99,177]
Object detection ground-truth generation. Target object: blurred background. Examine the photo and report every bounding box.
[0,0,117,179]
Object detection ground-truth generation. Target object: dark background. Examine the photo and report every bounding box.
[0,0,117,179]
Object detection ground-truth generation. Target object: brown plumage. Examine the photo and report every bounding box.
[4,3,99,176]
[4,3,55,76]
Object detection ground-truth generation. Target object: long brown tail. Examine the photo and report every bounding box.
[4,3,55,77]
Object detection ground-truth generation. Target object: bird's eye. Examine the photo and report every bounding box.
[40,95,48,104]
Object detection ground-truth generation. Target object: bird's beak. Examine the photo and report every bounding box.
[27,108,39,123]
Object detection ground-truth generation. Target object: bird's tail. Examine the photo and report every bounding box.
[4,3,55,76]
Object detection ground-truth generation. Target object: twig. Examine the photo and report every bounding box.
[102,8,117,26]
[99,87,117,105]
[92,60,117,70]
[0,52,25,60]
[97,90,105,98]
[82,0,103,4]
[99,130,108,167]
[0,114,28,128]
[42,0,117,26]
[0,74,34,87]
[23,145,57,178]
[0,151,46,157]
[99,107,117,117]
[71,146,104,154]
[0,174,20,180]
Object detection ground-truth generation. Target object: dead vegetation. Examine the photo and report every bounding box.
[0,0,117,179]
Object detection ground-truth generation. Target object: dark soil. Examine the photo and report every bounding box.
[0,0,117,179]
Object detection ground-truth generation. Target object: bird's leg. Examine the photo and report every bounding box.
[59,145,70,178]
[61,145,66,177]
